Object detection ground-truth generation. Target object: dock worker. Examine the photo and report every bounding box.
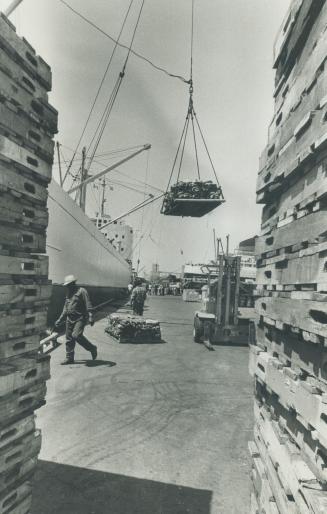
[54,275,98,365]
[130,278,147,316]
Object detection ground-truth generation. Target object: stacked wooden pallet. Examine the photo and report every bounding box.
[0,13,57,513]
[249,2,327,513]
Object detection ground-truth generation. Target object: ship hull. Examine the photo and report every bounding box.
[46,180,130,324]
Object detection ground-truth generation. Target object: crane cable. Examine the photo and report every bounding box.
[85,0,145,175]
[62,0,135,186]
[58,0,189,84]
[165,0,223,193]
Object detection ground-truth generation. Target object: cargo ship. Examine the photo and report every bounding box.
[46,179,131,324]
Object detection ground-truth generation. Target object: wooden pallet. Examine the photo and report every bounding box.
[0,355,50,398]
[0,253,48,280]
[0,456,37,497]
[0,65,57,135]
[0,135,52,184]
[256,296,327,338]
[251,349,327,447]
[0,192,48,231]
[0,382,46,428]
[0,307,48,342]
[0,224,46,254]
[0,430,41,475]
[255,210,327,258]
[0,163,48,206]
[0,335,40,361]
[256,385,327,483]
[0,416,35,453]
[0,482,32,514]
[0,14,51,91]
[255,322,327,383]
[0,100,54,163]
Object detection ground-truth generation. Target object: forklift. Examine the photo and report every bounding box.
[193,239,256,349]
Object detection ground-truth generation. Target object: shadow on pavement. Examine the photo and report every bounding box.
[71,359,117,368]
[32,460,213,514]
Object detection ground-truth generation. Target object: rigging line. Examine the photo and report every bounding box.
[166,114,189,192]
[86,74,122,168]
[58,0,189,84]
[177,114,190,182]
[191,112,200,180]
[137,149,150,265]
[106,178,152,196]
[194,112,223,193]
[190,0,195,81]
[62,0,134,185]
[87,0,145,170]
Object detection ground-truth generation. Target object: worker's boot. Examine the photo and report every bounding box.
[90,346,98,361]
[61,355,74,365]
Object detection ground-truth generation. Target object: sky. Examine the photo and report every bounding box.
[1,0,289,275]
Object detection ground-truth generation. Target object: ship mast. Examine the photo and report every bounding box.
[4,0,23,16]
[100,177,107,218]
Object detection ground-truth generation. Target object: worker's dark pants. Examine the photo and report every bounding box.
[132,302,144,316]
[66,320,96,358]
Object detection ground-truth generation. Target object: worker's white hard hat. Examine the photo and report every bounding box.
[63,274,77,286]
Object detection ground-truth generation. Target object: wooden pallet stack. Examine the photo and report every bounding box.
[0,13,57,514]
[249,1,327,513]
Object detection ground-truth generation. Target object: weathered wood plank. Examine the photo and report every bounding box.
[255,404,326,514]
[256,383,327,483]
[0,100,54,162]
[260,153,327,229]
[0,382,46,428]
[0,135,51,183]
[0,13,51,90]
[0,481,32,513]
[256,250,327,288]
[255,322,327,383]
[0,224,46,253]
[0,415,35,452]
[0,355,50,397]
[274,1,327,113]
[257,108,327,195]
[0,456,37,496]
[0,65,58,134]
[262,67,327,177]
[0,191,48,230]
[252,350,327,446]
[255,210,327,258]
[256,296,327,338]
[0,308,48,340]
[0,45,48,101]
[0,283,52,309]
[0,253,48,278]
[0,334,40,360]
[253,424,298,514]
[0,161,48,205]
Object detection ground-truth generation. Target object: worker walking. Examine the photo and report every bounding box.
[131,279,147,316]
[54,275,98,365]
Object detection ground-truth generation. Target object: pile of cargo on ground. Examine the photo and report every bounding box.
[249,1,327,513]
[0,13,57,513]
[105,313,161,343]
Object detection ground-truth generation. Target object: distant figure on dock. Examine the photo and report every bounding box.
[54,275,98,365]
[127,282,133,295]
[131,278,147,316]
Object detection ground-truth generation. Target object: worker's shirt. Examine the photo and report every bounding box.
[59,287,93,323]
[131,286,146,305]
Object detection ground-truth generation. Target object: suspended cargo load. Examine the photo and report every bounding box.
[161,180,224,217]
[161,1,225,218]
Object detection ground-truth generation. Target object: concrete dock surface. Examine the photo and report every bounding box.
[32,296,253,514]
